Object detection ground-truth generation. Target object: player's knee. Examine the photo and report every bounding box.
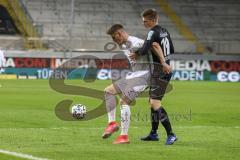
[120,99,127,105]
[104,86,110,93]
[120,98,130,105]
[150,99,161,108]
[104,85,118,95]
[104,86,113,94]
[149,99,154,107]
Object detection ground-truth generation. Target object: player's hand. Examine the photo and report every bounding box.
[129,52,137,61]
[162,62,172,74]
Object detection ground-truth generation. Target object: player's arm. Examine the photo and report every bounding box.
[151,42,165,64]
[129,31,154,60]
[136,30,155,55]
[151,42,172,74]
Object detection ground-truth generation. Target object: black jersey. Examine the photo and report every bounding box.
[137,25,174,64]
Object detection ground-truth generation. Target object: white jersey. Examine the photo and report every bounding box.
[121,36,149,74]
[116,36,150,93]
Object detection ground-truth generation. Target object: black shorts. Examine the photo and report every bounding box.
[149,71,172,100]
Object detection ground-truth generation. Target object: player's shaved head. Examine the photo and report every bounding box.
[141,8,157,20]
[107,24,124,35]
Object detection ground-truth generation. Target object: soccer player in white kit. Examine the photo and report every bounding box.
[0,49,6,73]
[102,24,167,144]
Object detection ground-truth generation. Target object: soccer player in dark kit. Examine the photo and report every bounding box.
[132,8,177,145]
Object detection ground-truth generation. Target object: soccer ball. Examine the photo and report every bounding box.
[71,104,87,119]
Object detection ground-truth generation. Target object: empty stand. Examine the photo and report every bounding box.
[16,0,240,53]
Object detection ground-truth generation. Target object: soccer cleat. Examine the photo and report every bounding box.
[140,133,159,141]
[102,121,119,139]
[165,134,177,145]
[113,135,130,144]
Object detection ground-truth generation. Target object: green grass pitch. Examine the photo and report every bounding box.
[0,79,239,160]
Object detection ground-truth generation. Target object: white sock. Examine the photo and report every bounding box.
[120,105,131,135]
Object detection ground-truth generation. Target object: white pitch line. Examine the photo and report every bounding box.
[0,126,239,131]
[0,149,50,160]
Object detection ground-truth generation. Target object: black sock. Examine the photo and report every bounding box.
[157,107,174,136]
[150,108,159,134]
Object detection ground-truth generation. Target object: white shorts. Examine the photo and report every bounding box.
[113,70,149,103]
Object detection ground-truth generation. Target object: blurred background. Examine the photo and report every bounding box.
[0,0,239,81]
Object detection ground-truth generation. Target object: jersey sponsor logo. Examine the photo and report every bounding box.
[159,32,168,38]
[147,30,154,40]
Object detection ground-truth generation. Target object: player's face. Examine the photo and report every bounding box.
[111,31,124,45]
[142,17,155,28]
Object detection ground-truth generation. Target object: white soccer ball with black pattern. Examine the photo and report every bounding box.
[71,104,87,119]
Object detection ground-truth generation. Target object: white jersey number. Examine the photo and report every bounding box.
[161,37,170,57]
